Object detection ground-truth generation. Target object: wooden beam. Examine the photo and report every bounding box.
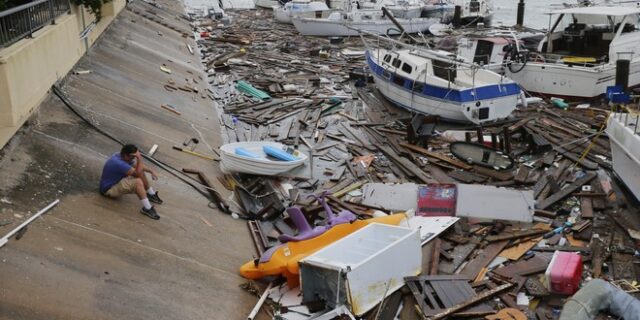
[485,229,548,242]
[400,143,473,170]
[429,239,441,275]
[430,283,514,320]
[536,172,597,210]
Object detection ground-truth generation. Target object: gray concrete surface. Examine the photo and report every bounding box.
[0,1,263,319]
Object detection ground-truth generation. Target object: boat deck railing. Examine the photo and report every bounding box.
[613,112,640,136]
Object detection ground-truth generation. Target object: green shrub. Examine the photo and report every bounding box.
[73,0,112,21]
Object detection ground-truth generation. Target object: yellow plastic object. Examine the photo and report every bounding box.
[562,56,596,64]
[239,213,407,287]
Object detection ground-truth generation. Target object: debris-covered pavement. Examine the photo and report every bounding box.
[183,6,640,320]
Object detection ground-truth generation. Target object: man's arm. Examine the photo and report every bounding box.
[142,164,158,180]
[124,151,144,177]
[125,152,157,180]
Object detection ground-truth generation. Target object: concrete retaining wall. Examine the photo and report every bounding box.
[0,0,127,148]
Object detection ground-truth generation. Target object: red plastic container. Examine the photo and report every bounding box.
[417,184,456,217]
[544,251,583,295]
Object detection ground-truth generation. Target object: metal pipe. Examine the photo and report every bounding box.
[615,59,630,92]
[516,0,525,27]
[0,199,60,248]
[247,282,273,320]
[453,5,461,27]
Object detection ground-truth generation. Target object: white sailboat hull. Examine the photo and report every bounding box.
[607,113,640,201]
[371,71,518,123]
[292,16,437,36]
[367,52,519,124]
[507,60,640,98]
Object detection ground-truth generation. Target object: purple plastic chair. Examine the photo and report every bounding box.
[277,191,356,243]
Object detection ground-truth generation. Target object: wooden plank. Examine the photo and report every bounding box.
[439,242,476,274]
[377,144,435,184]
[429,239,441,275]
[427,166,456,184]
[430,281,457,307]
[399,293,421,320]
[405,275,475,282]
[430,283,513,320]
[339,123,375,151]
[493,255,550,279]
[400,143,473,170]
[471,165,514,181]
[461,240,509,279]
[485,229,548,242]
[580,196,594,219]
[499,237,542,260]
[486,281,519,309]
[332,180,365,198]
[448,170,487,183]
[536,172,597,210]
[365,290,403,320]
[514,166,530,184]
[591,238,604,278]
[532,173,550,198]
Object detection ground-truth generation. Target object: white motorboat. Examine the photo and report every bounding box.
[454,0,493,26]
[607,112,640,200]
[456,29,544,73]
[292,1,439,36]
[377,0,428,19]
[331,0,453,19]
[220,141,308,175]
[256,0,287,9]
[505,6,640,99]
[273,0,330,24]
[364,36,521,124]
[422,0,455,23]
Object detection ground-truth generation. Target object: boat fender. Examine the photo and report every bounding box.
[235,147,261,158]
[551,98,569,110]
[518,91,528,108]
[263,145,298,161]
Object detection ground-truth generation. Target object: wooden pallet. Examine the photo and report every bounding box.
[404,276,493,316]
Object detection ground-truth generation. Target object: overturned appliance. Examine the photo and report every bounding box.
[299,223,421,316]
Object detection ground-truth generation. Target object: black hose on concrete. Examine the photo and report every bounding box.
[51,84,230,214]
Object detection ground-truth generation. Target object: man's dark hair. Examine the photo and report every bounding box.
[121,144,138,156]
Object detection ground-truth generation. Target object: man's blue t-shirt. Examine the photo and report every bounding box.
[99,153,133,193]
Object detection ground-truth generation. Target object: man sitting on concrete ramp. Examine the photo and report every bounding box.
[99,144,163,220]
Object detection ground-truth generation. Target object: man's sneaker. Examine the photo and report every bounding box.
[147,192,163,205]
[140,206,160,220]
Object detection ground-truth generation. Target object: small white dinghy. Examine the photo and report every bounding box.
[220,141,308,175]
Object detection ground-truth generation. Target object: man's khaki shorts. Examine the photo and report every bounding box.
[104,177,138,197]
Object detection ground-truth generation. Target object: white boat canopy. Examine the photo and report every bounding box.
[548,6,640,16]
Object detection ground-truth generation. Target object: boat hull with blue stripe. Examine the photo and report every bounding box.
[366,48,520,124]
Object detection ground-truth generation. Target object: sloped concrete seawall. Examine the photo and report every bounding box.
[0,0,258,319]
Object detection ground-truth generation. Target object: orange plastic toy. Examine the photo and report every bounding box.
[239,213,407,287]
